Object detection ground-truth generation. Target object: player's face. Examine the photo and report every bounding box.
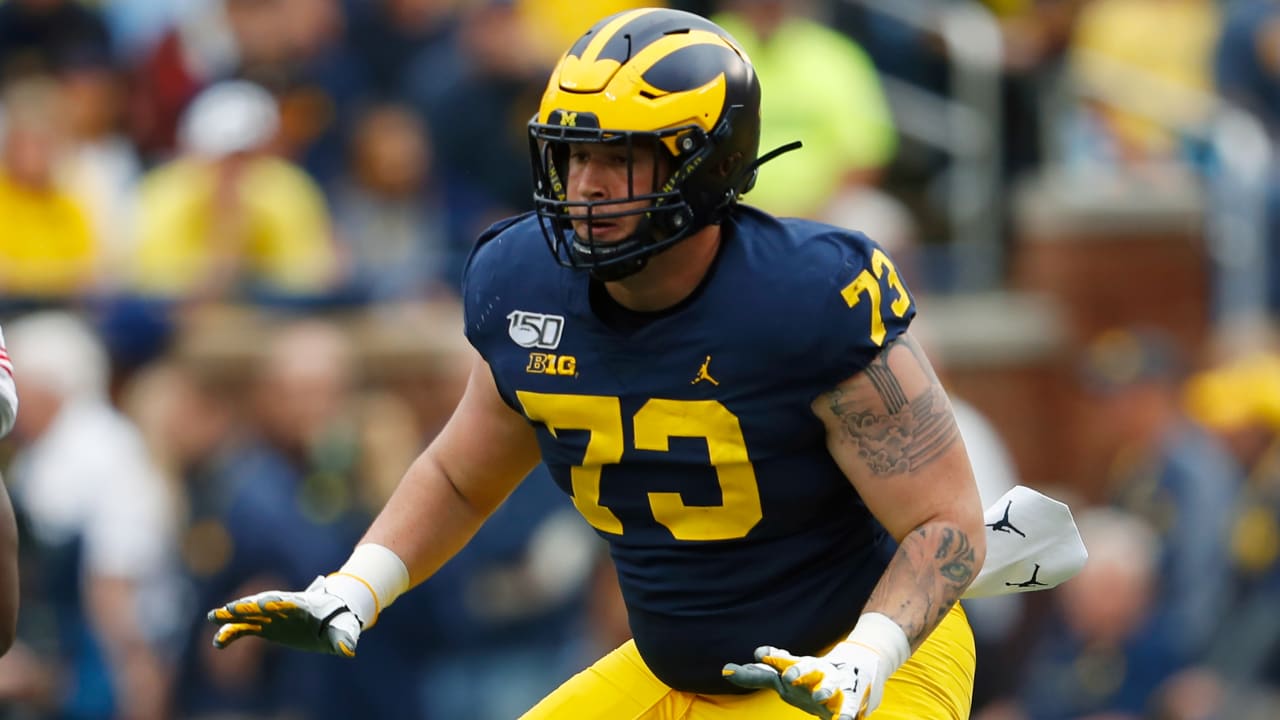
[565,141,664,243]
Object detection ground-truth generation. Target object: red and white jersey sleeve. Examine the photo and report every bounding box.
[0,326,17,437]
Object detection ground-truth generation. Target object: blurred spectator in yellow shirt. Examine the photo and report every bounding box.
[131,80,339,302]
[713,0,897,221]
[1066,0,1220,168]
[0,77,97,299]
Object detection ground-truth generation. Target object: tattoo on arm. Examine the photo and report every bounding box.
[825,336,961,476]
[865,522,978,648]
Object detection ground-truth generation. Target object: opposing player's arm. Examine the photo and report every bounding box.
[0,326,17,656]
[360,349,544,587]
[811,331,985,650]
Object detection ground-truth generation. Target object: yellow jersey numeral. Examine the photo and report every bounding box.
[839,248,911,345]
[516,392,763,541]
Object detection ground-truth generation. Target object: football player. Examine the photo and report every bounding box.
[209,8,1078,719]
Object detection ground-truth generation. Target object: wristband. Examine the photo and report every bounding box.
[324,543,410,630]
[838,612,911,677]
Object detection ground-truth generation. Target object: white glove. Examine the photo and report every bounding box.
[208,576,363,657]
[724,641,884,719]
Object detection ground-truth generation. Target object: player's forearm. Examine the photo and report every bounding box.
[359,447,491,587]
[319,448,491,629]
[328,354,541,627]
[862,518,985,650]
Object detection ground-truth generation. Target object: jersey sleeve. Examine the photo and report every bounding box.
[460,214,537,412]
[0,326,16,438]
[803,229,917,391]
[460,214,527,353]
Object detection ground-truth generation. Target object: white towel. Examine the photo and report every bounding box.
[963,485,1088,598]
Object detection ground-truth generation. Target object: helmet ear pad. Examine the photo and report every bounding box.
[656,148,744,234]
[680,100,762,227]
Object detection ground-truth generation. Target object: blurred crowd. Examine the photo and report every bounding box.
[0,0,1278,718]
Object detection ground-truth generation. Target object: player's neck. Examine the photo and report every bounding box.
[604,226,722,312]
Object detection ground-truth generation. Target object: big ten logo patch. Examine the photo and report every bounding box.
[508,310,565,350]
[527,352,577,377]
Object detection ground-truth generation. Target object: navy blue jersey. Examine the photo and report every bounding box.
[462,205,916,694]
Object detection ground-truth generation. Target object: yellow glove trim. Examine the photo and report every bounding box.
[329,571,381,629]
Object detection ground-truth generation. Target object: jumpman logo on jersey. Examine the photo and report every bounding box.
[986,500,1025,537]
[691,355,719,386]
[1005,563,1048,588]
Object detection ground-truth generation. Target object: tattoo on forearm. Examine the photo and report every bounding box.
[866,523,978,647]
[826,337,960,476]
[936,527,976,585]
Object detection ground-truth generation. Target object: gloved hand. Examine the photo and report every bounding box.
[723,641,884,720]
[207,576,362,657]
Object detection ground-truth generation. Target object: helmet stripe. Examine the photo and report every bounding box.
[541,29,732,136]
[600,11,745,64]
[577,8,661,63]
[629,30,735,92]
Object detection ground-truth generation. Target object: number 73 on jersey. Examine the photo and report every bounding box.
[843,247,911,345]
[514,249,911,542]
